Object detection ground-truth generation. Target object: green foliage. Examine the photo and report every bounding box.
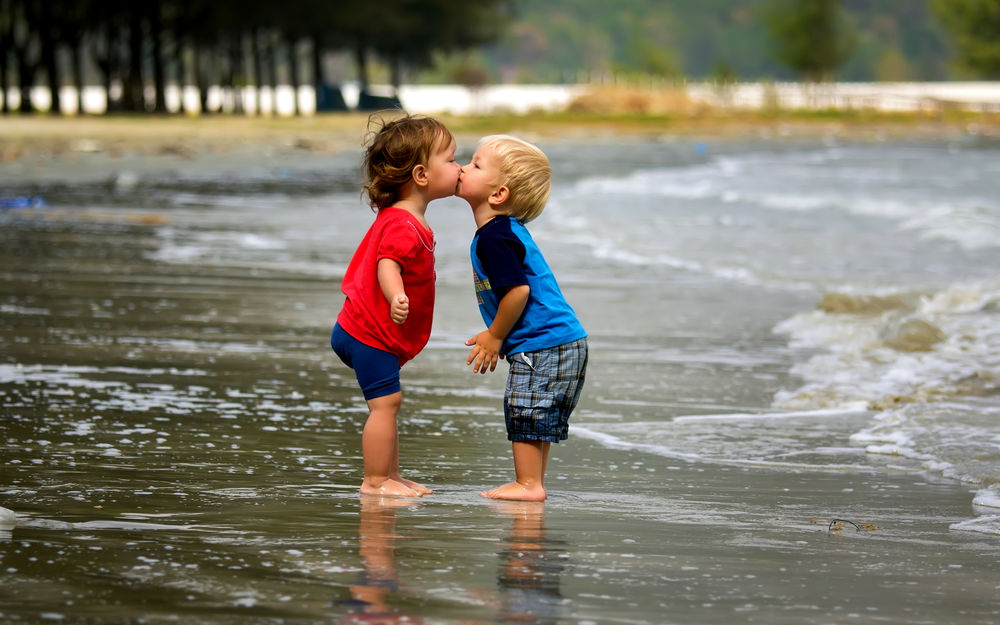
[431,0,952,83]
[931,0,1000,78]
[764,0,857,81]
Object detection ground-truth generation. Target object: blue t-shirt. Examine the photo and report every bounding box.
[471,216,586,356]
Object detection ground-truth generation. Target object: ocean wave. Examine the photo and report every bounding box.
[566,146,1000,252]
[773,281,1000,487]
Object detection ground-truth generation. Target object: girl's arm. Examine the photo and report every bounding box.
[466,284,530,374]
[377,258,409,324]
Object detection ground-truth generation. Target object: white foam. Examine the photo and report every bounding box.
[774,280,1000,490]
[949,515,1000,536]
[673,407,867,424]
[0,304,50,316]
[573,425,874,472]
[973,489,1000,510]
[0,507,16,529]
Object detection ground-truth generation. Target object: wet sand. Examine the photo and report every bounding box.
[2,119,999,624]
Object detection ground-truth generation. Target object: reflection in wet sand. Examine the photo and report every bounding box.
[340,496,421,625]
[492,502,569,624]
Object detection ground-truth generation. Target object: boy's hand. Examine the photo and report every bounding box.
[389,293,409,324]
[465,330,503,374]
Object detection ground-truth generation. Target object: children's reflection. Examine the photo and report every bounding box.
[341,495,420,625]
[493,501,569,624]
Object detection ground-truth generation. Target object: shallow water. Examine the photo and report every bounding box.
[2,136,999,623]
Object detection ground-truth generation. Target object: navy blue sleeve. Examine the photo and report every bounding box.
[475,220,527,293]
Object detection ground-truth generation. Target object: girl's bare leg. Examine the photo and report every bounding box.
[360,392,421,497]
[481,440,550,501]
[389,429,433,495]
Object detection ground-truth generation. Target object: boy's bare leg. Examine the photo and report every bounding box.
[360,392,421,497]
[481,440,549,501]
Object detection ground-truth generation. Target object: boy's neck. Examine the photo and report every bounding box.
[472,203,506,229]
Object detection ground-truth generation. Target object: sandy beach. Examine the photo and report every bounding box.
[2,113,999,624]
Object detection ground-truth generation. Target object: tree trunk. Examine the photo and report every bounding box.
[16,0,39,114]
[173,35,186,114]
[0,47,8,114]
[311,36,324,93]
[39,0,61,115]
[72,37,85,114]
[17,54,35,114]
[0,0,8,114]
[0,4,9,115]
[288,39,300,116]
[149,4,167,113]
[124,7,144,111]
[268,32,279,115]
[252,27,264,115]
[389,53,401,97]
[193,43,207,114]
[354,43,369,92]
[230,35,245,115]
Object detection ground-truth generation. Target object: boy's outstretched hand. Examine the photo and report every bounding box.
[389,293,409,324]
[466,330,503,374]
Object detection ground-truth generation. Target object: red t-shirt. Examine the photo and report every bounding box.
[337,207,436,365]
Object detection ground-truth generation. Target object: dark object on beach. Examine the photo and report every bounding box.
[828,518,861,532]
[357,91,403,111]
[0,196,46,209]
[316,85,349,112]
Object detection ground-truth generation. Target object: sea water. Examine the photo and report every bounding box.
[534,138,1000,531]
[2,135,999,623]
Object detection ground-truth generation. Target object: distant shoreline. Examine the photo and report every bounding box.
[2,110,997,185]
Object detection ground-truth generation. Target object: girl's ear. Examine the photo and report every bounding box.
[412,163,428,187]
[488,185,509,207]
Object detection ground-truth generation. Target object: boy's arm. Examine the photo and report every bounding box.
[377,258,409,324]
[466,284,530,374]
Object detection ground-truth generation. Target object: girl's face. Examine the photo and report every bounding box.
[456,144,503,208]
[424,135,461,201]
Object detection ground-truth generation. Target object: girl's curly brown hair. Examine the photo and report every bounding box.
[361,113,454,211]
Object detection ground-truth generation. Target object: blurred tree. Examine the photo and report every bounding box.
[10,0,41,113]
[931,0,1000,78]
[764,0,857,81]
[0,0,13,113]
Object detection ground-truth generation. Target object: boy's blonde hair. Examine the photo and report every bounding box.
[362,113,454,210]
[479,135,551,223]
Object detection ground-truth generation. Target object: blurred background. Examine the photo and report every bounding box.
[1,0,998,117]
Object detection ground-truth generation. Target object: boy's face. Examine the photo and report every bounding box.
[425,135,461,201]
[457,145,503,208]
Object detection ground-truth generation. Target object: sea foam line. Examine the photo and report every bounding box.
[671,407,868,424]
[573,425,877,473]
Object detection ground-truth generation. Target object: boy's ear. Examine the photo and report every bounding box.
[488,185,509,207]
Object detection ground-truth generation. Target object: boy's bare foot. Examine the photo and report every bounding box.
[394,476,433,495]
[480,481,546,501]
[360,477,422,498]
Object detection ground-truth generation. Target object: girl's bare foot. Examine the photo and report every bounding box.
[480,481,546,501]
[394,476,433,495]
[360,477,422,498]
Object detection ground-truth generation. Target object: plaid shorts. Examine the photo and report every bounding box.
[503,337,588,443]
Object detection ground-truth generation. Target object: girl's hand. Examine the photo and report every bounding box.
[390,293,409,324]
[465,330,503,374]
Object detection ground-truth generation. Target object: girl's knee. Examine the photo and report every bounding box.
[367,391,402,415]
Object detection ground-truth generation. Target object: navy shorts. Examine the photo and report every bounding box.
[330,323,401,400]
[504,337,588,443]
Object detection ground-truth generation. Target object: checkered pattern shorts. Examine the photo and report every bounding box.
[503,337,588,442]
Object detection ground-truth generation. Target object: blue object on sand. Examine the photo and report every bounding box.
[0,196,46,209]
